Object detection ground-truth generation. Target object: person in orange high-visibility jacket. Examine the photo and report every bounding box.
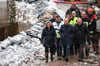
[86,7,97,53]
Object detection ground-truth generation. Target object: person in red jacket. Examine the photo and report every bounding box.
[86,7,97,54]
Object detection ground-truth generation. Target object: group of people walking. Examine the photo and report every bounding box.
[41,3,99,63]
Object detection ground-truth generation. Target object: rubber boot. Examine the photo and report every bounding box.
[45,53,48,63]
[51,53,53,61]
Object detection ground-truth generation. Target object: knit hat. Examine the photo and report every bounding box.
[88,8,93,13]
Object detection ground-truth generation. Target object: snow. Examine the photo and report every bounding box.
[0,0,67,65]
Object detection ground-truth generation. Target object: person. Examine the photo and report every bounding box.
[69,11,78,56]
[74,18,88,61]
[41,22,56,63]
[53,15,64,60]
[81,11,90,57]
[81,11,89,25]
[69,11,78,26]
[86,7,97,53]
[60,18,74,62]
[50,12,58,23]
[66,3,81,18]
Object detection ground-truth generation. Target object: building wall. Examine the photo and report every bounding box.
[0,0,9,24]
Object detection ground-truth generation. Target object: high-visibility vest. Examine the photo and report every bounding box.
[69,17,78,26]
[53,21,64,38]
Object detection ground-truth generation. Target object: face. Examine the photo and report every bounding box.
[81,12,86,18]
[71,5,76,9]
[72,11,76,17]
[64,18,69,25]
[56,17,61,22]
[77,18,82,26]
[53,14,57,19]
[47,22,51,28]
[88,11,93,14]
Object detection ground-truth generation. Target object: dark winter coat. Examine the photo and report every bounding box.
[41,26,56,47]
[60,24,74,45]
[74,23,88,44]
[66,7,81,17]
[86,14,97,35]
[82,17,89,23]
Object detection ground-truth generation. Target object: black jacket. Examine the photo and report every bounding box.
[60,24,74,45]
[74,24,88,44]
[50,18,56,23]
[86,14,97,35]
[66,7,81,17]
[41,26,56,47]
[82,17,89,23]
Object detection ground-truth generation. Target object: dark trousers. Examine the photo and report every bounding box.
[78,42,84,59]
[70,43,74,55]
[45,46,54,61]
[75,43,78,55]
[56,38,62,57]
[63,42,71,59]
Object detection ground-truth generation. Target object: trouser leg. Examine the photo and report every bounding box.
[75,43,78,55]
[50,46,54,61]
[57,38,62,59]
[45,47,49,63]
[70,43,74,56]
[78,43,84,61]
[65,44,70,62]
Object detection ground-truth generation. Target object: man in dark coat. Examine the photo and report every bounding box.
[41,22,56,63]
[66,3,81,18]
[74,18,88,61]
[80,11,90,57]
[60,18,74,62]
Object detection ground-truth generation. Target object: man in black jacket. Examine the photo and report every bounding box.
[74,18,88,61]
[60,18,74,62]
[81,11,90,57]
[66,3,81,18]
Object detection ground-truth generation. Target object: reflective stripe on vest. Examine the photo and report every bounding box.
[89,31,94,34]
[56,30,61,38]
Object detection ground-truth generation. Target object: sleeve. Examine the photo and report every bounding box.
[65,9,70,17]
[53,28,56,43]
[41,29,45,43]
[70,26,74,39]
[76,8,81,17]
[59,26,63,37]
[93,18,97,33]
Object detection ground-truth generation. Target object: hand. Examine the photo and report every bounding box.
[90,35,93,38]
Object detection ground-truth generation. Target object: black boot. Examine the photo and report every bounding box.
[45,52,48,63]
[46,56,48,63]
[51,54,53,61]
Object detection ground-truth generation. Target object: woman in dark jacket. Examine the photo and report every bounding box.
[41,21,56,63]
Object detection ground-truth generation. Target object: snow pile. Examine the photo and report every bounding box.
[0,22,45,66]
[0,0,66,66]
[16,0,65,25]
